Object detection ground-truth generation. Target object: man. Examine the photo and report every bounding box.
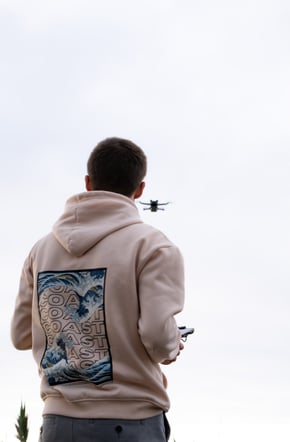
[11,137,185,441]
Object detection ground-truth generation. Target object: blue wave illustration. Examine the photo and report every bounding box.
[38,268,112,386]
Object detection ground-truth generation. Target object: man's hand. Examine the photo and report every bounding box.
[161,341,184,365]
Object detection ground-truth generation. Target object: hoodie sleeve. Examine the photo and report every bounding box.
[11,255,33,350]
[137,245,185,363]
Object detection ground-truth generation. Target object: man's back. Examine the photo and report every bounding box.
[12,191,184,420]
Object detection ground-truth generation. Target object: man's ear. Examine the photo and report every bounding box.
[85,175,92,191]
[133,181,145,199]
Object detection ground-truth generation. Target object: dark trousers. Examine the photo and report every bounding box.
[39,413,171,442]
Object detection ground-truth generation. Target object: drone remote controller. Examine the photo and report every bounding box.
[179,326,194,341]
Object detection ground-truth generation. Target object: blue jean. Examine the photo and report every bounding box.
[39,413,170,442]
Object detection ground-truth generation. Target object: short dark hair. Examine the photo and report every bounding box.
[87,137,147,196]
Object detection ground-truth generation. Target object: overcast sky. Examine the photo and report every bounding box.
[1,1,290,441]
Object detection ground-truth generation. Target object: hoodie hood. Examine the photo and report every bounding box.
[53,191,142,257]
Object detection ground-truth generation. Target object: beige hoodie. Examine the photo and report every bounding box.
[11,191,184,419]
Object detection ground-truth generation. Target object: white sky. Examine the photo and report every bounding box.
[1,0,290,441]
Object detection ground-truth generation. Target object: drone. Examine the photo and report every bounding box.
[139,200,170,212]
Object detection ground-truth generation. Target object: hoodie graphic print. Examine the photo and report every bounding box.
[37,268,112,386]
